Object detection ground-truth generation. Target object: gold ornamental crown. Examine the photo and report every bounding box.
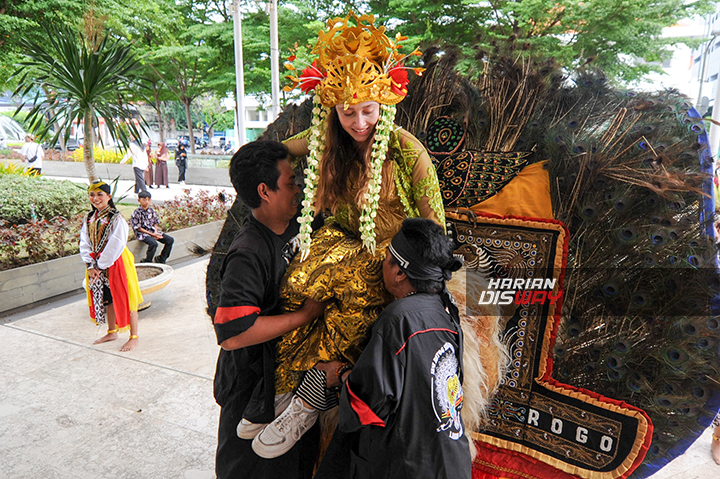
[283,11,423,108]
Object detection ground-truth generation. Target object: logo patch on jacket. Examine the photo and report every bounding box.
[431,342,464,440]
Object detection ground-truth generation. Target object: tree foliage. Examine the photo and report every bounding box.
[3,0,714,152]
[12,21,146,181]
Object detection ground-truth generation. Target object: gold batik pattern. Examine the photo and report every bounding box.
[276,127,445,394]
[276,223,393,393]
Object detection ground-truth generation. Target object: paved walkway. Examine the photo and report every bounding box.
[1,257,219,479]
[2,256,719,478]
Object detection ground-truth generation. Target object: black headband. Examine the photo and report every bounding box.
[390,228,464,364]
[388,230,451,282]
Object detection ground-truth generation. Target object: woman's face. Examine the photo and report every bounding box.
[335,101,380,143]
[89,190,111,211]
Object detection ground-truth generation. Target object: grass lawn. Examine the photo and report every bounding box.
[117,203,137,218]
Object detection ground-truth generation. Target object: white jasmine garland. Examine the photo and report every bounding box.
[297,101,397,260]
[359,103,396,254]
[297,95,327,261]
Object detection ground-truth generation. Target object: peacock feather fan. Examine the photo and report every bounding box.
[206,45,720,477]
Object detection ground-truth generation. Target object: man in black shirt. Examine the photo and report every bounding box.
[213,140,324,479]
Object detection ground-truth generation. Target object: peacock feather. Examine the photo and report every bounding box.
[207,45,720,478]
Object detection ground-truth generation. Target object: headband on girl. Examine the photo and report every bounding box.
[88,181,111,195]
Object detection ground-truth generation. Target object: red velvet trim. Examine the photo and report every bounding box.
[214,305,261,325]
[473,440,582,479]
[395,328,458,355]
[347,382,385,427]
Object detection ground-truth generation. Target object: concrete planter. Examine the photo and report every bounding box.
[0,220,222,315]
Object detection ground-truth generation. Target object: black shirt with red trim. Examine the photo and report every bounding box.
[330,293,471,479]
[213,213,298,418]
[213,214,317,479]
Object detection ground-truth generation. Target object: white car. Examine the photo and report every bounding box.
[165,138,179,150]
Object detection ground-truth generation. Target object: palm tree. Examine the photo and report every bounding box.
[12,25,146,182]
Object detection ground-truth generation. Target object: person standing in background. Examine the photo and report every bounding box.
[145,139,155,188]
[19,134,44,175]
[154,141,170,188]
[175,140,188,185]
[120,139,149,193]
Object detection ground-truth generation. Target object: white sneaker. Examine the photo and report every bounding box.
[252,395,318,458]
[236,392,292,440]
[179,181,185,185]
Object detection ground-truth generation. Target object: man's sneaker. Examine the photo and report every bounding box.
[252,395,318,458]
[236,393,292,440]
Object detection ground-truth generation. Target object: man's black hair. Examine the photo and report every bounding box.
[390,218,461,293]
[138,191,151,199]
[229,140,289,209]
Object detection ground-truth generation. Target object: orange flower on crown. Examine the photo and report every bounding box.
[282,11,423,108]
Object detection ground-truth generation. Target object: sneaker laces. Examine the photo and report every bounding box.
[274,398,312,441]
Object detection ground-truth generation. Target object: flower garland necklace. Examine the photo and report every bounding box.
[297,98,397,261]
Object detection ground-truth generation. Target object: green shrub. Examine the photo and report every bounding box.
[0,161,37,176]
[0,188,232,271]
[0,175,87,224]
[0,215,84,270]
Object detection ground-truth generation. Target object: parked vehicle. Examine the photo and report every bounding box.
[165,138,179,150]
[45,138,80,151]
[178,135,207,148]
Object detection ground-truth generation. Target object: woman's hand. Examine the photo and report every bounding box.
[87,267,102,282]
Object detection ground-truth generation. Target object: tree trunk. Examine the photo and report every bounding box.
[183,99,195,154]
[153,82,165,142]
[83,109,98,182]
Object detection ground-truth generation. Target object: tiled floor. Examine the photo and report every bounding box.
[1,257,218,479]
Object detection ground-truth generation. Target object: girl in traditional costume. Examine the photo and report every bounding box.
[79,181,143,352]
[248,12,446,458]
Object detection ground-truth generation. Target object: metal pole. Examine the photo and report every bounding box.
[709,79,720,162]
[697,35,719,113]
[269,0,280,121]
[233,1,246,147]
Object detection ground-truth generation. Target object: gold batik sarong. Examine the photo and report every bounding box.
[275,221,393,393]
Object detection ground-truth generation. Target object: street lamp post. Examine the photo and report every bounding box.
[696,30,720,114]
[232,1,246,148]
[269,0,280,122]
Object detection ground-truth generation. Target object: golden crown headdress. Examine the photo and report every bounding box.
[283,11,423,108]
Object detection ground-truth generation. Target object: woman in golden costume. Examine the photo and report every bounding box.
[248,12,447,458]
